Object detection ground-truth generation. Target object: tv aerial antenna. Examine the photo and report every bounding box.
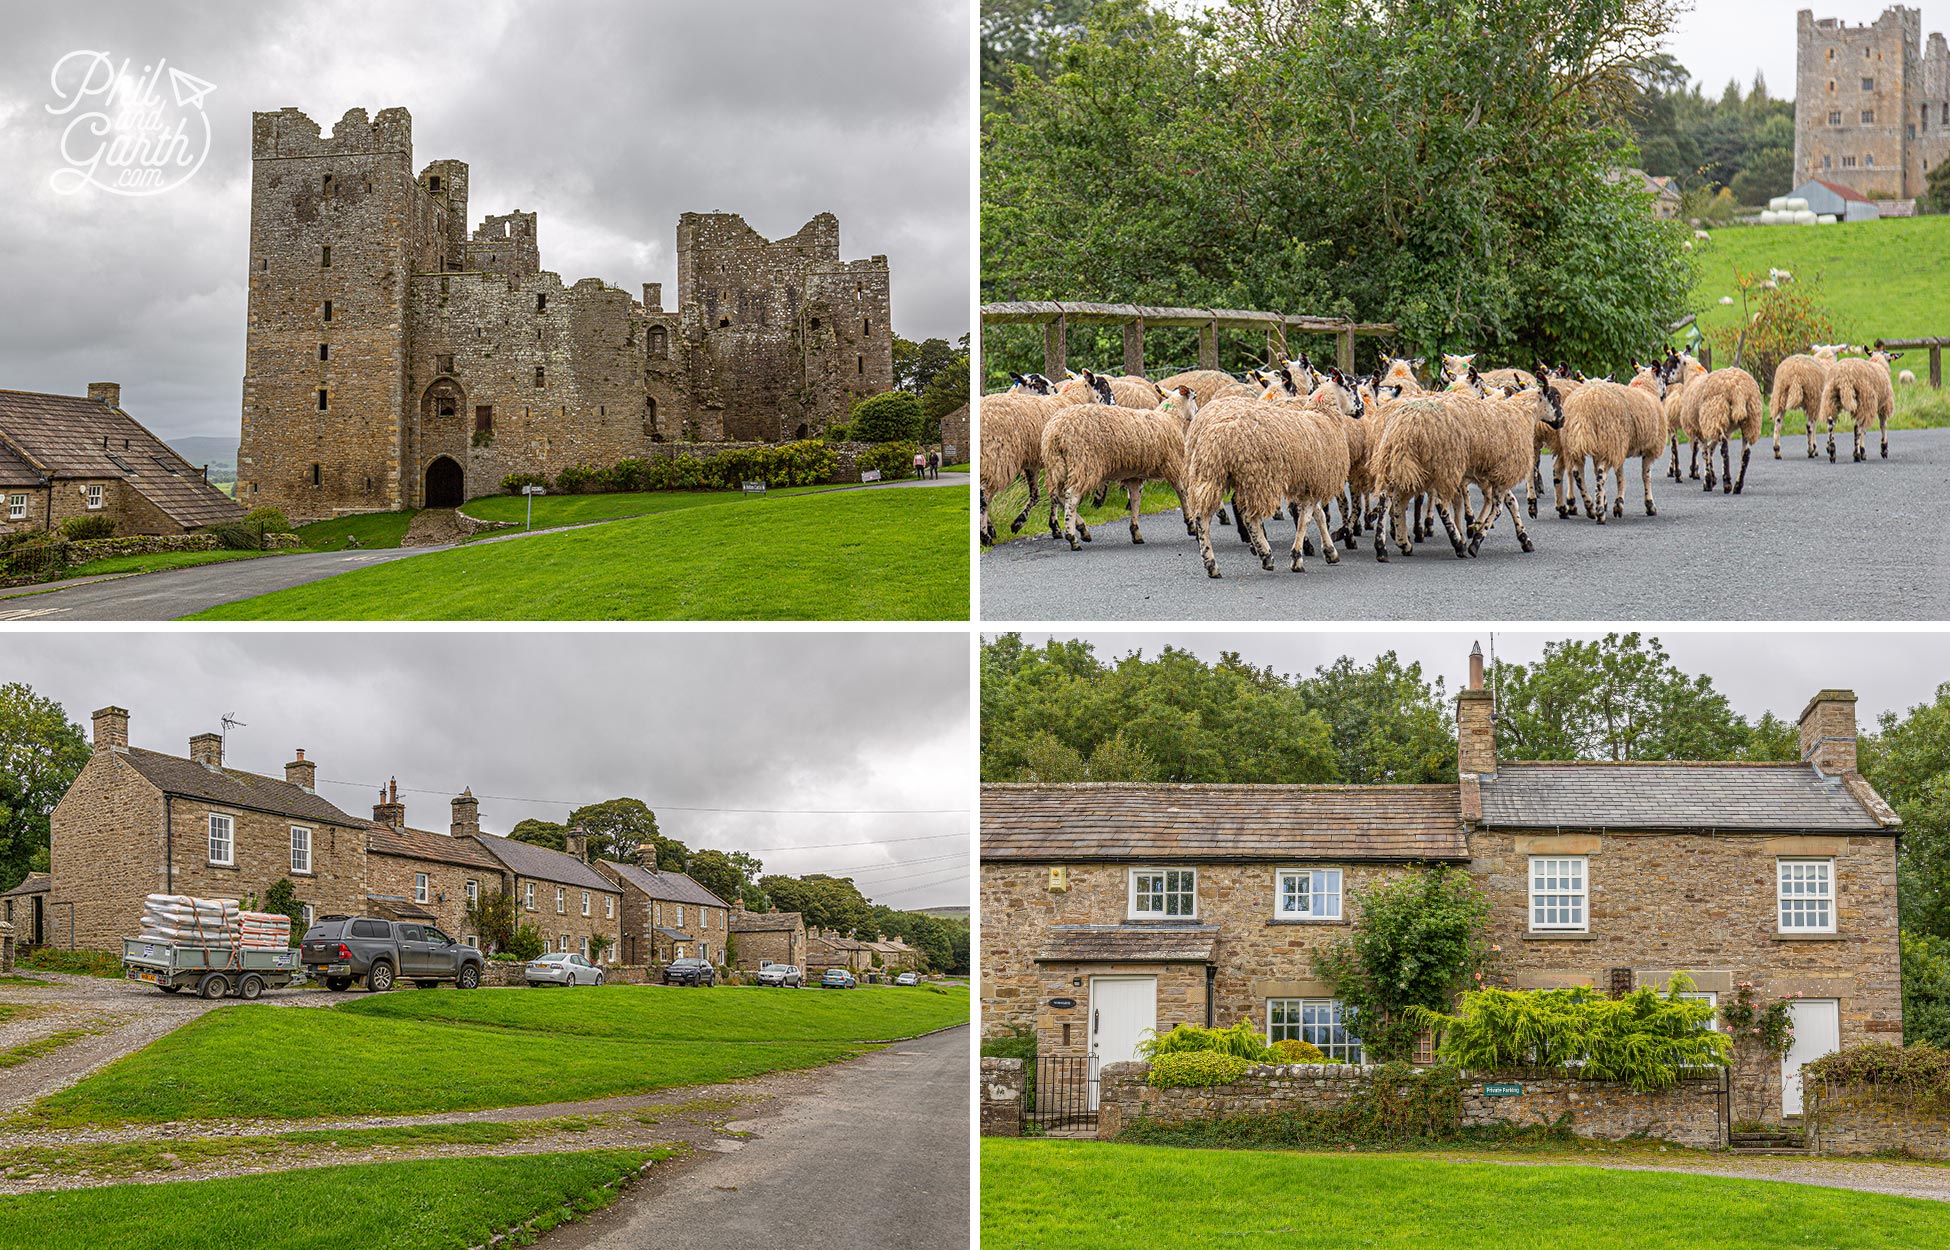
[220,713,247,747]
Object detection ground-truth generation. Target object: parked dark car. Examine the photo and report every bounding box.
[300,916,484,992]
[820,968,857,989]
[662,957,717,987]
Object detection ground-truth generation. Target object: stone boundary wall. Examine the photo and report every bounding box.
[478,960,660,988]
[982,1057,1024,1137]
[1096,1061,1723,1149]
[1811,1085,1950,1158]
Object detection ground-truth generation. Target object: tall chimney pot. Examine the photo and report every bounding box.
[1799,689,1860,775]
[189,732,223,770]
[92,706,130,751]
[285,748,317,792]
[451,787,480,838]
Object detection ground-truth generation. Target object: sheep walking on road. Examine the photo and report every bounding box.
[977,374,1070,546]
[1558,379,1638,524]
[1463,381,1566,554]
[1183,380,1353,578]
[1769,352,1833,460]
[1691,366,1765,492]
[1818,348,1900,462]
[1040,385,1199,550]
[1369,391,1470,561]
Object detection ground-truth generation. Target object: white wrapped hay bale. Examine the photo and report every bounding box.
[1794,209,1818,224]
[1786,197,1810,212]
[1768,197,1788,212]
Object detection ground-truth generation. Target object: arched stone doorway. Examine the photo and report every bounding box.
[425,456,464,508]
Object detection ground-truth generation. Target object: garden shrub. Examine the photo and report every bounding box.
[242,506,292,533]
[506,923,546,962]
[202,522,265,551]
[554,465,602,495]
[501,472,549,495]
[1142,1020,1274,1062]
[849,391,923,443]
[857,441,919,481]
[1802,1041,1950,1109]
[1148,1051,1252,1089]
[1271,1038,1326,1064]
[58,514,117,540]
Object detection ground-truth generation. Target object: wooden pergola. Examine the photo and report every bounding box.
[979,301,1398,379]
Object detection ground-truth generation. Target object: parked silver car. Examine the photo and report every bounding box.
[525,951,605,986]
[895,971,920,986]
[756,963,803,987]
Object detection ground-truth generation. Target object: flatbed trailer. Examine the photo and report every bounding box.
[121,935,301,999]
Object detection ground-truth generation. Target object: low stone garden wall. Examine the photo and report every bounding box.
[1096,1061,1724,1149]
[479,961,665,987]
[1810,1085,1950,1158]
[982,1057,1025,1137]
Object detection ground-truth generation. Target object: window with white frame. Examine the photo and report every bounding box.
[605,895,614,919]
[300,904,314,930]
[462,934,478,948]
[581,936,590,959]
[1130,868,1197,918]
[290,826,311,874]
[556,886,565,914]
[676,904,685,928]
[85,484,104,510]
[1529,856,1587,931]
[465,879,478,906]
[414,873,429,904]
[1778,859,1835,933]
[581,890,591,917]
[1268,998,1362,1063]
[562,932,571,953]
[6,494,25,520]
[1275,868,1342,920]
[701,940,709,961]
[524,881,535,910]
[1677,990,1720,1031]
[208,813,234,865]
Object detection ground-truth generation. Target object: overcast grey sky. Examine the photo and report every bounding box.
[0,0,970,441]
[999,630,1950,728]
[6,632,971,911]
[1669,1,1947,99]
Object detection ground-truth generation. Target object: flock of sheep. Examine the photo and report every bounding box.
[978,341,1904,578]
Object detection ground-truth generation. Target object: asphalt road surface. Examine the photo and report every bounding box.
[550,1023,969,1250]
[981,429,1950,621]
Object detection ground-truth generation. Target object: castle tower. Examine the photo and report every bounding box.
[1794,6,1950,200]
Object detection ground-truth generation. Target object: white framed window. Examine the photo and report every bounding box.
[1529,856,1587,932]
[1778,859,1835,933]
[461,934,478,948]
[1268,998,1362,1063]
[1129,867,1197,918]
[207,813,234,866]
[581,936,591,960]
[289,826,311,874]
[701,941,709,961]
[414,873,429,904]
[300,904,314,929]
[6,494,24,521]
[676,904,686,928]
[85,484,104,510]
[524,881,535,910]
[1275,868,1342,920]
[605,895,614,919]
[654,902,661,925]
[581,890,591,917]
[1677,990,1720,1031]
[465,879,478,906]
[561,932,571,953]
[556,886,565,914]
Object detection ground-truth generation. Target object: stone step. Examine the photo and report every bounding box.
[1728,1146,1813,1156]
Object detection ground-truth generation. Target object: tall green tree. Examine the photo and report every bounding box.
[892,336,962,395]
[1860,683,1950,942]
[686,848,764,907]
[506,818,567,852]
[0,683,90,892]
[1294,653,1457,783]
[566,798,684,868]
[759,873,876,936]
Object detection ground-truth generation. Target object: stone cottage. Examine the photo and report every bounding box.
[473,830,622,962]
[980,649,1902,1124]
[728,903,808,972]
[0,385,242,538]
[594,859,731,967]
[1,873,52,947]
[363,781,509,943]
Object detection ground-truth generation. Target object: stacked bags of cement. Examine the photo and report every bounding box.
[237,910,292,950]
[140,894,239,945]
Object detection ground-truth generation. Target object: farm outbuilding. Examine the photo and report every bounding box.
[1789,179,1881,223]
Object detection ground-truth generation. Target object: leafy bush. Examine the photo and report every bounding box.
[1315,866,1492,1062]
[58,514,117,540]
[1407,978,1731,1092]
[1803,1041,1950,1109]
[501,473,549,495]
[1142,1020,1274,1062]
[857,441,920,481]
[554,465,603,495]
[1903,931,1950,1049]
[849,391,923,443]
[1148,1051,1252,1089]
[505,923,546,962]
[824,422,853,441]
[1721,981,1796,1055]
[1271,1038,1326,1064]
[202,522,265,551]
[1702,274,1839,390]
[242,506,292,534]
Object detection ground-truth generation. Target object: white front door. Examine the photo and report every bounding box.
[1781,998,1841,1117]
[1089,976,1157,1109]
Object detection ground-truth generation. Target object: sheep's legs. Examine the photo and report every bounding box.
[979,488,994,547]
[1505,489,1535,553]
[1853,418,1866,463]
[1827,414,1838,463]
[1124,480,1146,544]
[1612,466,1625,519]
[1059,489,1085,550]
[1434,498,1468,557]
[1009,468,1039,534]
[1732,441,1753,494]
[1721,439,1733,492]
[1881,415,1890,459]
[1807,412,1819,459]
[1466,492,1500,556]
[1667,434,1682,481]
[1641,456,1656,516]
[1772,408,1782,460]
[1703,441,1718,491]
[1292,502,1339,572]
[1193,514,1223,579]
[1090,483,1110,509]
[1527,453,1541,517]
[1372,492,1392,562]
[1689,440,1700,480]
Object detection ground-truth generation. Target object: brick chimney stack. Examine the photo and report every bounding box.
[1799,689,1860,775]
[92,706,129,751]
[1456,641,1497,779]
[87,382,121,408]
[189,732,224,770]
[565,827,589,862]
[374,776,406,827]
[285,748,316,792]
[451,788,480,838]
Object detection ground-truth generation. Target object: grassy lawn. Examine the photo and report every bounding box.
[191,485,968,620]
[1689,215,1950,345]
[0,976,49,987]
[341,982,971,1042]
[986,479,1186,545]
[0,1024,110,1071]
[983,1139,1950,1249]
[293,510,418,551]
[13,948,120,978]
[460,482,852,529]
[0,1150,660,1250]
[58,549,274,580]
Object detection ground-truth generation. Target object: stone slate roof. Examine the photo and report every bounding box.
[599,861,728,909]
[0,440,40,489]
[1036,925,1222,964]
[981,784,1469,862]
[1478,762,1894,833]
[119,747,365,826]
[0,389,242,528]
[2,872,52,898]
[367,823,505,872]
[653,926,695,942]
[730,909,804,933]
[472,835,617,894]
[366,894,437,921]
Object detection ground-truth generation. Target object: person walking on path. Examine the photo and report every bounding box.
[913,450,927,480]
[927,450,940,479]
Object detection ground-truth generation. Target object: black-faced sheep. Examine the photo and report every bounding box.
[1184,381,1355,577]
[1040,385,1200,550]
[977,374,1075,545]
[1464,381,1566,554]
[1369,391,1470,561]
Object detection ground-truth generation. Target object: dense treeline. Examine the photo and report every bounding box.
[1625,59,1797,210]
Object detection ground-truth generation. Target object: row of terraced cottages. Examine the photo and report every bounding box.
[33,705,744,967]
[980,651,1903,1124]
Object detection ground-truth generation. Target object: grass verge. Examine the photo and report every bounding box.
[982,1138,1950,1249]
[985,480,1184,545]
[191,485,968,620]
[0,1025,107,1071]
[0,1150,663,1250]
[57,550,274,581]
[0,976,49,988]
[459,482,854,529]
[293,510,419,552]
[14,949,121,979]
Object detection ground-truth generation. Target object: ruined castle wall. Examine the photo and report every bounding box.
[1797,8,1924,198]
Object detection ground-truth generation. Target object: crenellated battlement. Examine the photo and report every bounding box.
[251,106,413,160]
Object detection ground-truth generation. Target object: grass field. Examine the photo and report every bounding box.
[23,983,966,1126]
[293,509,418,552]
[0,1150,660,1250]
[191,484,967,620]
[460,482,857,529]
[983,1139,1950,1249]
[1688,215,1950,346]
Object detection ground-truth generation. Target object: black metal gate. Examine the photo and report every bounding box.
[1026,1055,1097,1133]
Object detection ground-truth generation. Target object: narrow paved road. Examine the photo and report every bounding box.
[549,1024,969,1250]
[0,475,968,622]
[981,429,1950,620]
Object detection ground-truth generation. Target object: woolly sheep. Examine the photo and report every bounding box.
[1615,363,1670,516]
[1557,379,1641,524]
[1158,369,1255,407]
[1768,353,1833,460]
[1040,386,1199,550]
[1463,381,1566,554]
[1183,383,1353,577]
[977,375,1078,545]
[1900,369,1918,385]
[1690,366,1765,492]
[1817,348,1901,462]
[1058,368,1164,410]
[1369,391,1471,561]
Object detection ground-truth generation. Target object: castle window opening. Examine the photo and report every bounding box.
[364,476,372,493]
[1829,109,1842,125]
[429,175,441,193]
[649,325,667,358]
[1861,109,1875,124]
[534,366,546,388]
[323,300,333,322]
[437,354,455,375]
[1863,77,1875,92]
[536,293,547,313]
[809,317,820,332]
[1823,155,1832,169]
[475,406,493,434]
[260,258,268,271]
[318,343,329,362]
[719,317,731,329]
[1865,152,1875,166]
[857,355,864,375]
[796,423,808,439]
[1910,124,1918,139]
[321,173,333,197]
[1828,80,1835,93]
[321,245,331,268]
[317,388,329,410]
[437,396,456,418]
[311,463,322,486]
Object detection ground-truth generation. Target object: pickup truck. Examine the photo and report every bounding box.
[122,935,300,999]
[299,916,484,991]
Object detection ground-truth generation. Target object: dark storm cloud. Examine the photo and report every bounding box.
[0,0,970,439]
[4,632,972,910]
[1003,630,1950,727]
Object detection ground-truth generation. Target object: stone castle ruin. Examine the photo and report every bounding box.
[238,106,895,519]
[1795,6,1950,201]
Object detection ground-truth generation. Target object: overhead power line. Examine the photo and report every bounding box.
[871,869,970,903]
[317,777,964,816]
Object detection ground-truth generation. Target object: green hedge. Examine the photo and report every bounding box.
[58,515,117,540]
[502,440,840,496]
[1142,1020,1275,1062]
[857,441,920,481]
[1149,1052,1253,1088]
